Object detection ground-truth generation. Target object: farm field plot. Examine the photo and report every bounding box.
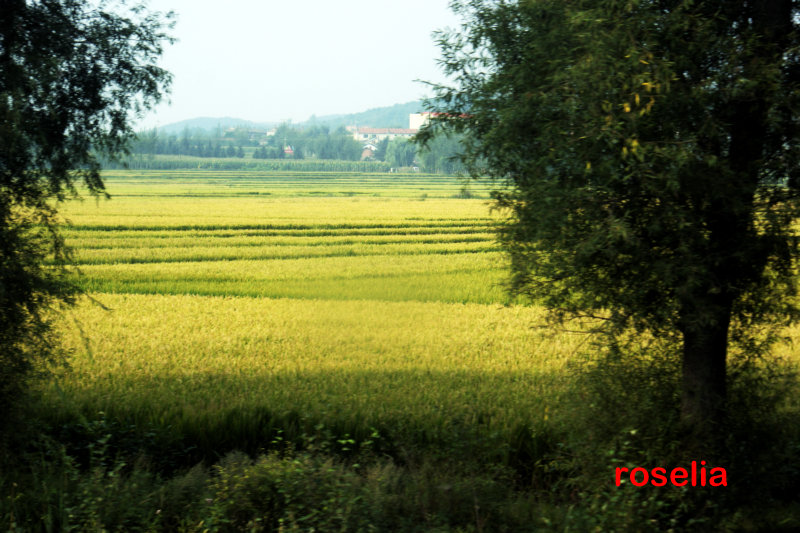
[63,172,508,303]
[84,169,494,198]
[44,170,575,456]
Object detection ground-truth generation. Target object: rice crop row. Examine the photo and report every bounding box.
[62,224,496,239]
[62,197,494,229]
[76,252,505,282]
[72,241,511,302]
[80,170,493,198]
[69,240,495,265]
[68,231,495,250]
[80,270,510,303]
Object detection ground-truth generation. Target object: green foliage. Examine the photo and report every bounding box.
[0,210,71,440]
[203,451,375,531]
[130,124,364,161]
[535,336,800,530]
[385,138,418,168]
[373,138,390,162]
[0,0,171,434]
[6,373,800,532]
[130,125,471,173]
[424,0,800,428]
[2,437,167,532]
[1,439,545,532]
[417,132,466,175]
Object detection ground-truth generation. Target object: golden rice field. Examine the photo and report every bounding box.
[43,170,800,457]
[36,170,580,455]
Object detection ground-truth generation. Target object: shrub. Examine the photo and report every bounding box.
[543,336,800,530]
[202,450,375,532]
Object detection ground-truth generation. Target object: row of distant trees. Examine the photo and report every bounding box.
[132,128,247,158]
[130,124,465,173]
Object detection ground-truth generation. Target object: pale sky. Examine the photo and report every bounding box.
[136,0,461,129]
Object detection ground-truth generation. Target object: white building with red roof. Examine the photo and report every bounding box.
[347,113,433,143]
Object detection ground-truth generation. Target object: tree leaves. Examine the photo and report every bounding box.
[0,0,172,427]
[425,0,800,352]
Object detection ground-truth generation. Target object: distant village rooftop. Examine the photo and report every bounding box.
[347,113,432,143]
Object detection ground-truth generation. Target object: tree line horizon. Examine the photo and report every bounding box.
[128,122,466,173]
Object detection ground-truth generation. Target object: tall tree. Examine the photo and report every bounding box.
[374,138,390,162]
[421,0,800,432]
[417,133,466,174]
[0,0,172,428]
[386,138,417,168]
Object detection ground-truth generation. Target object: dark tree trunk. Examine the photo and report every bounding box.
[679,296,733,435]
[675,1,793,440]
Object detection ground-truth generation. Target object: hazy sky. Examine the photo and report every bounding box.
[136,0,462,129]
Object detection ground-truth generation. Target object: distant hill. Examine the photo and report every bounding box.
[299,101,423,130]
[154,117,277,135]
[151,101,424,135]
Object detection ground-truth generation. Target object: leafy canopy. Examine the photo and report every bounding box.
[422,0,800,423]
[0,0,172,425]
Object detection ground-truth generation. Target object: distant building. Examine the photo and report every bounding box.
[347,126,417,143]
[346,113,432,143]
[408,112,468,129]
[408,112,432,130]
[360,143,378,160]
